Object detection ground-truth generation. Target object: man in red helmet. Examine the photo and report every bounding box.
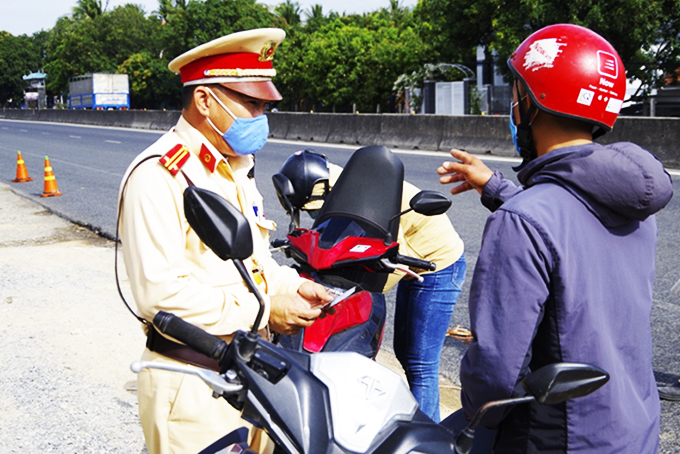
[438,24,672,452]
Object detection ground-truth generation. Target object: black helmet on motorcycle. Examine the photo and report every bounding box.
[274,149,330,211]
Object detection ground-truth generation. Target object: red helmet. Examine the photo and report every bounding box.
[508,24,626,132]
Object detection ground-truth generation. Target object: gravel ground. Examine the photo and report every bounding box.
[0,183,460,454]
[0,184,146,453]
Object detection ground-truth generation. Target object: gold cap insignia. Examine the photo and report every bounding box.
[259,41,278,62]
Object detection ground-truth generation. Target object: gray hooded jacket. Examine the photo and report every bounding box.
[461,142,673,453]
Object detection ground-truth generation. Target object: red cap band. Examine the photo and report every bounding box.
[180,53,274,84]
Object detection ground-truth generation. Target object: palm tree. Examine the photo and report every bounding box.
[304,4,326,30]
[154,0,187,23]
[72,0,106,20]
[275,0,302,27]
[305,4,324,21]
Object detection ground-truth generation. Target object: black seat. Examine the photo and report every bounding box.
[312,145,403,241]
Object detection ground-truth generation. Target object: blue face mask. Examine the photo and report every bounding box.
[206,88,269,156]
[509,101,521,155]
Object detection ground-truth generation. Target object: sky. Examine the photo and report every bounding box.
[0,0,418,37]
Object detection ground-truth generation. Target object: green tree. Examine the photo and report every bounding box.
[155,0,188,23]
[0,32,44,106]
[304,4,327,32]
[44,4,162,95]
[282,14,429,112]
[72,0,105,20]
[414,0,494,65]
[415,0,680,99]
[118,51,181,109]
[156,0,281,62]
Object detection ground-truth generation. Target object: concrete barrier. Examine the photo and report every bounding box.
[0,108,180,131]
[601,117,680,168]
[325,114,382,146]
[439,115,513,156]
[284,113,332,142]
[266,111,289,139]
[3,108,679,167]
[378,114,445,151]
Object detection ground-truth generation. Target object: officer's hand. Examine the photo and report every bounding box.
[297,281,333,306]
[298,281,336,318]
[437,149,494,195]
[269,283,332,335]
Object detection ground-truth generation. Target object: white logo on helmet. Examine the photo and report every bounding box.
[597,51,618,79]
[577,88,595,106]
[523,38,567,71]
[605,98,623,114]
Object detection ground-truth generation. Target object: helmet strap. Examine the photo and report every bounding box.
[514,80,538,165]
[592,127,606,140]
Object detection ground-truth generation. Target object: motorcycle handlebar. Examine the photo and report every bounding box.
[395,254,436,272]
[153,311,228,361]
[270,238,289,249]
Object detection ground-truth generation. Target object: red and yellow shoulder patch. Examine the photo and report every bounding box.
[159,144,190,176]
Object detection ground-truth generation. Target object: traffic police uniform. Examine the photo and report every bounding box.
[118,29,304,454]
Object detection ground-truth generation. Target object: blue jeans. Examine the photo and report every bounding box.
[393,254,466,422]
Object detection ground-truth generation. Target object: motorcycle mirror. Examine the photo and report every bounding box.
[386,191,452,241]
[409,190,452,216]
[272,173,300,231]
[272,173,295,213]
[522,362,610,405]
[454,362,609,454]
[183,186,265,344]
[184,186,254,261]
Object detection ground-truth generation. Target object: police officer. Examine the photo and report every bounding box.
[118,29,332,454]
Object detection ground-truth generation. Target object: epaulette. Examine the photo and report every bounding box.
[159,144,190,176]
[198,144,218,173]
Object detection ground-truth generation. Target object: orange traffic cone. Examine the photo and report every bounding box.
[12,151,33,183]
[41,156,62,197]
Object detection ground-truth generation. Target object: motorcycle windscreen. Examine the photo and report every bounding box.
[312,145,404,241]
[311,352,418,453]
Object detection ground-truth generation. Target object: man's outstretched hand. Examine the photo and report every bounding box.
[437,149,494,195]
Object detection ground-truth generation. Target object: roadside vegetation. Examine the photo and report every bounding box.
[0,0,678,111]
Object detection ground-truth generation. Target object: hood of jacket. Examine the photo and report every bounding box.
[517,142,673,228]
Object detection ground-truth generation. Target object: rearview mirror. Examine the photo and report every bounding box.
[522,362,609,404]
[409,190,452,216]
[183,186,253,261]
[272,173,295,211]
[454,362,609,454]
[183,186,264,343]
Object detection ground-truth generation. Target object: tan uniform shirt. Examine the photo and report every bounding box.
[119,116,306,336]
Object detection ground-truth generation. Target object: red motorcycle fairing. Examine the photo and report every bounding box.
[303,291,371,353]
[287,228,398,271]
[278,287,387,359]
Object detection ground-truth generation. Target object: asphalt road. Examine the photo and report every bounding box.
[2,118,680,451]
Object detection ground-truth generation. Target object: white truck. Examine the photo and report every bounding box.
[68,73,130,110]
